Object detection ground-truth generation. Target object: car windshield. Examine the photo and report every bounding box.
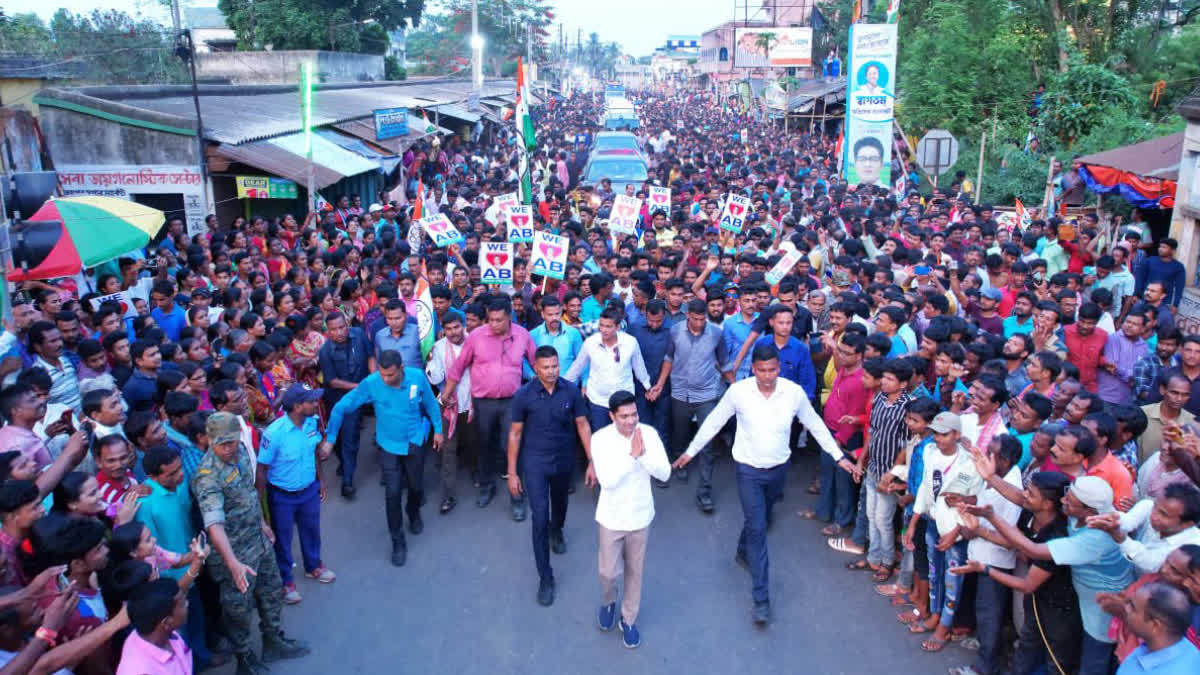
[586,160,647,182]
[594,137,638,152]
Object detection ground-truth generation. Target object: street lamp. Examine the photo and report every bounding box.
[328,17,376,51]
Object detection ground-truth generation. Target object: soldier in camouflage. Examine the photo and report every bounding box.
[192,412,310,674]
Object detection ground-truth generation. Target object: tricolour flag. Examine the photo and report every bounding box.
[1014,198,1032,229]
[414,277,436,361]
[887,0,901,23]
[851,0,863,23]
[515,57,537,206]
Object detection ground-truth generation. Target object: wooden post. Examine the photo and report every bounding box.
[976,129,987,201]
[1041,155,1057,212]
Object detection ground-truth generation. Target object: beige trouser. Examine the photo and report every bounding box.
[598,524,650,625]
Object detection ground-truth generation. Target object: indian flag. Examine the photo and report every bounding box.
[515,57,537,205]
[887,0,901,23]
[414,277,436,361]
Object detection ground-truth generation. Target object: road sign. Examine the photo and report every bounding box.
[915,129,959,177]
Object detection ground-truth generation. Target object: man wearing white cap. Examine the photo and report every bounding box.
[969,474,1135,675]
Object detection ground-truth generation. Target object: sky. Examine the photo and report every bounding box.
[10,0,740,57]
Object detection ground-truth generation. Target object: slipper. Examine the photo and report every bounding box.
[907,621,933,634]
[845,559,872,571]
[897,608,923,624]
[806,483,820,495]
[921,638,948,653]
[821,524,844,537]
[828,537,865,555]
[871,566,895,583]
[891,595,913,606]
[796,509,820,520]
[875,583,908,597]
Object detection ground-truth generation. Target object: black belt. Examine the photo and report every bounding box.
[267,481,316,496]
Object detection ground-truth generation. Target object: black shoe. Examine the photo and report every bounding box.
[567,480,576,494]
[696,493,714,513]
[511,501,527,522]
[341,484,356,500]
[550,529,567,555]
[676,467,689,482]
[234,652,269,675]
[440,497,457,514]
[407,513,424,535]
[476,483,495,508]
[654,478,670,489]
[752,602,771,625]
[537,578,555,606]
[735,551,750,574]
[391,542,407,567]
[335,465,343,477]
[262,632,310,662]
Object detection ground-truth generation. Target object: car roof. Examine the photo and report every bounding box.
[591,148,641,157]
[595,131,636,138]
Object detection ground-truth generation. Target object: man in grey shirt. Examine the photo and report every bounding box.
[649,299,728,513]
[372,298,422,369]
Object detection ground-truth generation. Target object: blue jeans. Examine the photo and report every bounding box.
[816,434,858,527]
[925,521,968,628]
[524,467,571,582]
[972,572,1012,675]
[333,407,362,488]
[183,584,212,669]
[735,461,787,605]
[851,482,869,549]
[588,401,611,431]
[1079,633,1116,675]
[865,486,898,567]
[266,481,323,585]
[635,385,670,451]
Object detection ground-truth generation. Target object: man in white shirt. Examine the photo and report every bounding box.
[590,390,671,650]
[425,312,471,514]
[1086,483,1200,575]
[673,343,853,625]
[564,308,651,431]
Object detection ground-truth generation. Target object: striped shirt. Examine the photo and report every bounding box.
[865,391,910,483]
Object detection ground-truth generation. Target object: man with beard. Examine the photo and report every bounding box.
[1002,333,1033,396]
[1002,291,1036,338]
[1065,303,1111,394]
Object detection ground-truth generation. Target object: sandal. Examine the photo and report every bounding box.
[907,620,933,634]
[821,524,844,537]
[845,559,873,571]
[897,608,923,624]
[827,537,865,555]
[891,595,913,606]
[921,637,948,653]
[796,509,820,520]
[806,481,820,495]
[871,565,894,583]
[874,583,908,597]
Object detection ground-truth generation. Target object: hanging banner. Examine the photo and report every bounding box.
[843,23,898,189]
[235,176,299,200]
[718,194,752,233]
[648,186,671,215]
[417,213,464,248]
[480,241,514,285]
[505,205,535,243]
[530,231,569,280]
[609,195,642,236]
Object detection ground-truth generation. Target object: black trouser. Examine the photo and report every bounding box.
[670,398,718,495]
[473,396,512,486]
[1009,594,1082,675]
[380,446,425,545]
[525,467,570,582]
[972,572,1012,675]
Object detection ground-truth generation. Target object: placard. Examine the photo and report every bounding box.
[494,192,519,213]
[718,194,752,233]
[765,247,804,286]
[530,231,569,280]
[506,205,535,244]
[609,195,642,236]
[417,213,464,248]
[90,291,138,318]
[648,186,671,215]
[480,242,514,285]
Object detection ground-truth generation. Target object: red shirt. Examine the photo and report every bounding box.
[1064,324,1108,393]
[824,366,868,444]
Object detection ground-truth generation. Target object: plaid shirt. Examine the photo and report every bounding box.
[1113,439,1140,472]
[1131,352,1179,403]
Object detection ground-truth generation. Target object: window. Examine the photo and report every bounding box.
[719,47,729,62]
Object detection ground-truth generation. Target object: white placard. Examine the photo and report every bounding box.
[480,241,514,285]
[530,231,569,280]
[609,195,642,236]
[418,213,464,248]
[718,194,752,233]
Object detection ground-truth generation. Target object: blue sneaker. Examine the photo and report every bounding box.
[597,603,617,631]
[619,620,641,649]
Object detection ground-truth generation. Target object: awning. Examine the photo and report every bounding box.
[1076,132,1182,209]
[333,115,451,154]
[316,129,401,175]
[213,131,379,190]
[430,103,482,124]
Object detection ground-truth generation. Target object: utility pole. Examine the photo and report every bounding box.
[178,30,211,227]
[471,0,483,93]
[169,0,182,35]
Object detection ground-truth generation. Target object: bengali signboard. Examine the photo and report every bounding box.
[57,164,208,235]
[234,176,298,200]
[374,107,409,141]
[842,24,898,189]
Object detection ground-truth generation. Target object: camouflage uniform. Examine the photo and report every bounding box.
[192,439,284,657]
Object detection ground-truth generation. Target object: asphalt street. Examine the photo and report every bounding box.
[237,444,966,675]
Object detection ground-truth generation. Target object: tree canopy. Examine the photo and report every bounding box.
[217,0,425,52]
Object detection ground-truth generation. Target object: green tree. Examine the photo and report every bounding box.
[217,0,425,52]
[407,0,553,76]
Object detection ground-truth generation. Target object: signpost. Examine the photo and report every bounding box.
[915,129,960,186]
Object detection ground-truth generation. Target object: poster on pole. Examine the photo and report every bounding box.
[505,205,535,243]
[842,23,898,189]
[609,195,642,236]
[648,186,671,215]
[717,194,752,233]
[530,231,569,280]
[417,213,464,248]
[480,242,514,285]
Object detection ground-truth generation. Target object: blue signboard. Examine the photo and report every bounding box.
[374,107,409,141]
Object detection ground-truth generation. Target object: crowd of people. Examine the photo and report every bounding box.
[0,85,1197,675]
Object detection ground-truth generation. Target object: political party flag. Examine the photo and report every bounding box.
[516,57,537,206]
[887,0,901,23]
[851,0,863,23]
[411,178,424,221]
[414,277,436,361]
[1014,198,1032,228]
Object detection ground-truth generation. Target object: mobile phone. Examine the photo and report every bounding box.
[913,265,930,276]
[198,532,208,550]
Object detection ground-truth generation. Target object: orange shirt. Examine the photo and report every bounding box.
[1086,451,1133,509]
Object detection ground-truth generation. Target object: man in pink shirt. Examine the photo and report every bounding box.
[118,579,193,675]
[440,297,537,517]
[0,383,54,471]
[1064,302,1110,394]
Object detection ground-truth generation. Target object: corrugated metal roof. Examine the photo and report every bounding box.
[1076,132,1184,180]
[268,132,380,177]
[332,115,450,154]
[786,79,846,112]
[73,79,518,145]
[315,129,401,174]
[213,141,345,189]
[430,103,481,123]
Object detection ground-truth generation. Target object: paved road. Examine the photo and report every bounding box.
[245,448,966,675]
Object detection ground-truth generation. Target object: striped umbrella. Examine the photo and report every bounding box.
[8,196,166,281]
